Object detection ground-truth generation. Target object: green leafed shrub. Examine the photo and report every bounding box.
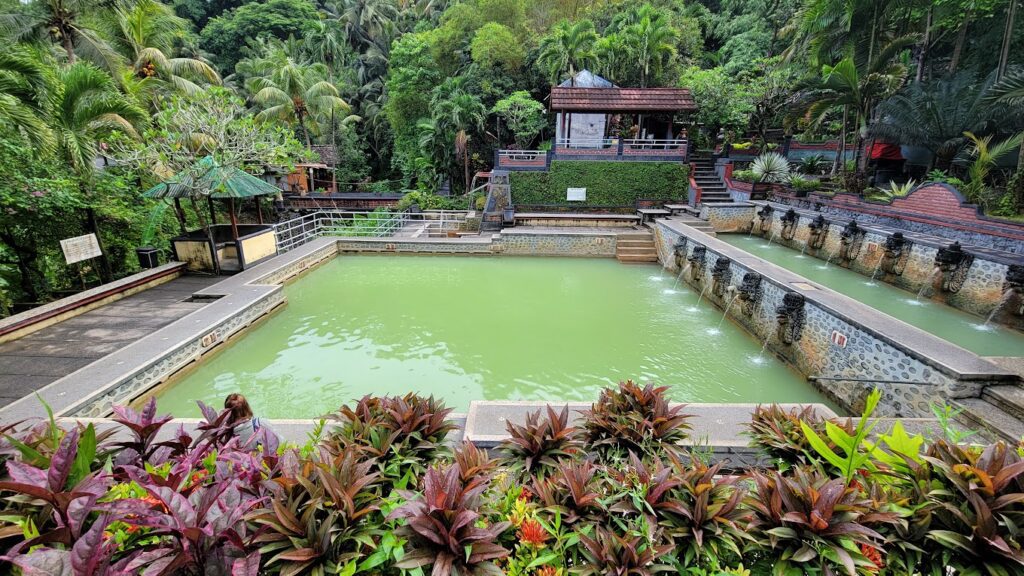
[509,161,688,207]
[751,152,790,183]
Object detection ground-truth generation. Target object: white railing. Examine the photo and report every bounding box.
[555,138,616,149]
[272,210,472,252]
[497,150,548,161]
[623,138,687,150]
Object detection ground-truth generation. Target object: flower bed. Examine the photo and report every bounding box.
[1,383,1022,575]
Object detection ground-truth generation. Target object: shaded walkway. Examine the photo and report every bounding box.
[0,275,221,407]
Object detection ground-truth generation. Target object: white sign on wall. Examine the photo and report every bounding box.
[567,187,586,201]
[60,234,102,264]
[830,330,848,348]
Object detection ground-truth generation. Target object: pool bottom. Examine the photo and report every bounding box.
[151,255,828,417]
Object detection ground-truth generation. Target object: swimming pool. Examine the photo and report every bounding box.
[152,255,826,416]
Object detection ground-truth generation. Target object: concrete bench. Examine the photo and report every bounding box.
[637,208,671,224]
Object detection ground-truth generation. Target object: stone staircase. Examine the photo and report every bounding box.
[690,156,732,205]
[954,357,1024,442]
[616,231,659,263]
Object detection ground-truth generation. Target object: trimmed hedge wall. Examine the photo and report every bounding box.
[509,161,689,207]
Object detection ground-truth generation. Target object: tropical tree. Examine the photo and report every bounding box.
[246,58,351,147]
[537,19,597,85]
[47,62,147,280]
[593,33,630,84]
[0,0,121,72]
[432,90,485,193]
[793,36,915,173]
[304,19,350,81]
[961,131,1024,205]
[493,91,546,148]
[871,73,1009,170]
[109,0,220,101]
[329,0,399,51]
[617,4,678,87]
[0,49,53,152]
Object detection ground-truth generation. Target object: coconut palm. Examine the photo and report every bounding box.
[47,62,146,280]
[871,73,1007,170]
[619,5,677,87]
[0,49,53,152]
[432,90,485,193]
[109,0,220,101]
[328,0,399,51]
[537,19,598,85]
[0,0,121,73]
[246,59,351,147]
[305,19,349,81]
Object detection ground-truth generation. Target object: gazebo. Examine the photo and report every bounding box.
[143,156,279,274]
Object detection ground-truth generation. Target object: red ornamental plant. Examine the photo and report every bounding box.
[530,460,605,526]
[580,381,691,462]
[747,467,897,576]
[389,463,510,576]
[499,405,582,478]
[575,526,673,576]
[923,440,1024,574]
[517,518,548,548]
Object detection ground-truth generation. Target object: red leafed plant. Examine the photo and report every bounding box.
[530,460,605,526]
[389,462,510,576]
[746,466,897,576]
[575,526,673,576]
[580,381,691,462]
[499,405,582,478]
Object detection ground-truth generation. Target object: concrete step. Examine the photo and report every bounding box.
[954,397,1024,443]
[617,239,656,248]
[617,253,659,263]
[983,385,1024,422]
[617,248,658,257]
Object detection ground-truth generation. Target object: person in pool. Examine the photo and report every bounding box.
[224,393,281,447]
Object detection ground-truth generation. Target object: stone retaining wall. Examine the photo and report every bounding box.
[653,219,1014,417]
[748,206,1023,331]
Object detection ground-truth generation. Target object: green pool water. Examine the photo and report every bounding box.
[154,256,826,417]
[718,235,1024,357]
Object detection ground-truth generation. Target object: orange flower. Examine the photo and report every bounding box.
[190,470,208,485]
[140,493,168,512]
[518,486,533,502]
[860,543,884,571]
[534,566,559,576]
[518,518,547,547]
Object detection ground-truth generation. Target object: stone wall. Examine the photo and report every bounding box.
[771,184,1024,253]
[652,220,1014,417]
[334,231,619,258]
[748,206,1023,331]
[699,204,756,233]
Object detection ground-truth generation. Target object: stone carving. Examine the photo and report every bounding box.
[711,256,732,297]
[934,242,974,294]
[807,214,829,249]
[775,292,806,345]
[688,245,707,282]
[838,221,866,263]
[880,232,912,276]
[999,264,1024,317]
[780,209,799,241]
[673,238,688,270]
[737,272,763,316]
[755,205,774,235]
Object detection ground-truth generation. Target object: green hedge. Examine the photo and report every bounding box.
[509,161,689,207]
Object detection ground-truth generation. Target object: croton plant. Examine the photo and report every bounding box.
[0,384,1022,576]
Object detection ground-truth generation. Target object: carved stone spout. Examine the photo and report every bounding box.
[673,238,688,270]
[780,209,798,241]
[688,245,707,282]
[711,257,732,297]
[775,292,806,345]
[838,221,866,263]
[999,264,1024,317]
[934,242,974,294]
[737,272,763,316]
[755,205,774,235]
[880,232,912,276]
[807,214,829,249]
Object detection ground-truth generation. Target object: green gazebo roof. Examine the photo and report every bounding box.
[143,156,281,199]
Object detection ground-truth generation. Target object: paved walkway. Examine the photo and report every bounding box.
[0,275,221,407]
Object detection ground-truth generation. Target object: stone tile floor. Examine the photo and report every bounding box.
[0,274,221,407]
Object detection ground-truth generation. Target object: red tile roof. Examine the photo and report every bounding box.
[550,87,696,112]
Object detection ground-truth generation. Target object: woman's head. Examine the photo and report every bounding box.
[224,393,253,424]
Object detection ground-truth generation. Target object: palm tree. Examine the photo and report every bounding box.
[109,0,220,101]
[537,19,597,85]
[328,0,399,51]
[594,33,629,84]
[794,36,915,173]
[961,131,1024,205]
[305,20,349,81]
[430,89,485,193]
[246,59,351,147]
[0,0,121,73]
[620,5,678,87]
[48,62,147,280]
[0,49,53,152]
[871,73,1008,170]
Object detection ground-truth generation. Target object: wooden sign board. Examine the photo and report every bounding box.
[60,234,102,264]
[567,187,586,201]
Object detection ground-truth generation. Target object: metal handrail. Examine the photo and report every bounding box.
[273,209,473,252]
